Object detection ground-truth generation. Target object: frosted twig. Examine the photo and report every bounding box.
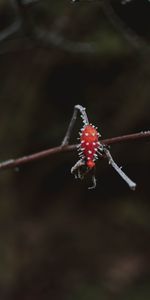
[103,147,136,190]
[62,105,89,146]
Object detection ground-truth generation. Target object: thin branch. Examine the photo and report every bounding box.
[0,0,92,55]
[102,130,150,145]
[34,27,95,54]
[62,105,89,146]
[0,0,148,55]
[103,147,136,190]
[0,20,21,42]
[13,0,95,54]
[0,145,76,171]
[72,0,149,51]
[0,130,150,172]
[100,0,146,50]
[0,0,22,43]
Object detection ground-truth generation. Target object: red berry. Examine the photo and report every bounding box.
[79,124,100,168]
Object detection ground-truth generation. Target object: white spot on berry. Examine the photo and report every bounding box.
[81,140,84,144]
[87,157,90,160]
[86,142,89,146]
[88,150,92,154]
[93,142,96,145]
[92,133,95,136]
[85,133,89,136]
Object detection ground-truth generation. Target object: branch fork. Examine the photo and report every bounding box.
[62,105,137,190]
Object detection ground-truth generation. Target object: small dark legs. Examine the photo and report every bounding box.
[62,105,89,146]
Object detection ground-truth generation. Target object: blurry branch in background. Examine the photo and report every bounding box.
[100,0,147,50]
[0,0,95,54]
[0,20,20,42]
[72,0,149,51]
[0,0,149,55]
[0,19,21,42]
[0,131,150,171]
[33,11,94,54]
[0,0,21,42]
[33,26,94,54]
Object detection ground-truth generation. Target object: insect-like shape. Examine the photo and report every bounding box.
[62,105,136,190]
[78,124,101,168]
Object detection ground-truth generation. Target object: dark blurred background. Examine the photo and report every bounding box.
[0,0,150,299]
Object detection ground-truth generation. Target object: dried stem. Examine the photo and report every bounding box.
[102,130,150,145]
[100,0,146,50]
[103,147,136,190]
[62,105,89,146]
[0,130,149,172]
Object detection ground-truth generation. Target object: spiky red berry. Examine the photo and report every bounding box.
[79,124,101,169]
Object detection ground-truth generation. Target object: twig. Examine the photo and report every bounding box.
[0,0,148,55]
[102,130,150,145]
[0,0,91,53]
[103,147,136,190]
[100,0,146,50]
[0,145,76,171]
[0,131,150,172]
[0,20,21,42]
[0,0,22,43]
[62,105,89,146]
[33,27,95,54]
[71,0,149,51]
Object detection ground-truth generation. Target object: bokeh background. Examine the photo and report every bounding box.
[0,0,150,299]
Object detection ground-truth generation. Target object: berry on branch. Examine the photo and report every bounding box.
[62,104,136,190]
